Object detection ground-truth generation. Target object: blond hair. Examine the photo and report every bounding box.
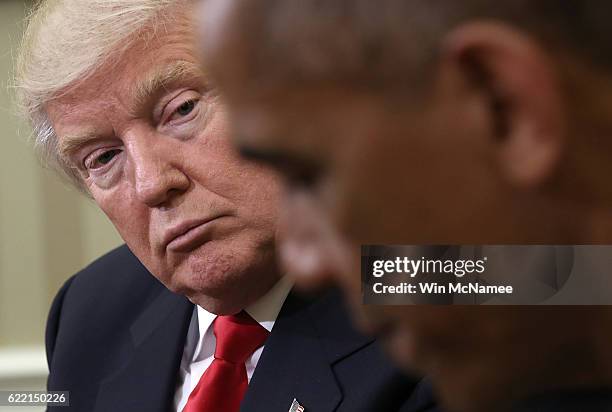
[15,0,184,190]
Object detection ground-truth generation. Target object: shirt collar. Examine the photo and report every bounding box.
[244,275,293,332]
[193,276,293,360]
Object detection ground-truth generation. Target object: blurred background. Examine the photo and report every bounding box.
[0,1,122,409]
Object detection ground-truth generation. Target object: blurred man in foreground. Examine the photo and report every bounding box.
[201,1,612,411]
[16,1,434,411]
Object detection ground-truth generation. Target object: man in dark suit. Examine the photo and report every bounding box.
[198,1,612,411]
[16,1,437,411]
[47,245,435,411]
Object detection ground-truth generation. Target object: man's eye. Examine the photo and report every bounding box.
[160,90,202,126]
[85,149,121,170]
[97,150,118,165]
[176,100,196,116]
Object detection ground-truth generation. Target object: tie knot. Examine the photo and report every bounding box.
[213,311,269,364]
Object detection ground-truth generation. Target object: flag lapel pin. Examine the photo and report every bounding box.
[289,398,305,412]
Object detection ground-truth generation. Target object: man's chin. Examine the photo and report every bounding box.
[167,262,241,299]
[166,268,249,315]
[185,293,246,315]
[163,239,237,286]
[163,250,278,314]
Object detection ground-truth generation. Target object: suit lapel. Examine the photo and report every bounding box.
[242,289,373,412]
[92,285,370,412]
[93,286,193,412]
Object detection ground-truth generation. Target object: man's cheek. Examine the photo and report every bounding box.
[101,200,151,253]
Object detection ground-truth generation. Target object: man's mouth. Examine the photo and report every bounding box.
[164,216,227,253]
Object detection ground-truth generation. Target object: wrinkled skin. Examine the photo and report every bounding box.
[46,4,283,315]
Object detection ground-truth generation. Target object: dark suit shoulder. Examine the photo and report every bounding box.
[67,244,161,301]
[47,245,193,412]
[46,274,76,367]
[46,245,169,391]
[57,244,167,328]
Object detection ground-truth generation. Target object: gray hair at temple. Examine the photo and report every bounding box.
[15,0,186,190]
[205,0,612,96]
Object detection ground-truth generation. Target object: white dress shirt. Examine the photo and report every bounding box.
[173,277,293,412]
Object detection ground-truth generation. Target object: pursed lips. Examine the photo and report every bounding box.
[163,215,227,253]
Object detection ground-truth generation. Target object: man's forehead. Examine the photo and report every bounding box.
[55,57,204,105]
[52,59,205,160]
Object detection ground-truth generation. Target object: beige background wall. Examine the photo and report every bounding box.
[0,0,122,360]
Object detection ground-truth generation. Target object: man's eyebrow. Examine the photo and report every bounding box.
[132,60,205,110]
[57,131,102,163]
[57,62,206,162]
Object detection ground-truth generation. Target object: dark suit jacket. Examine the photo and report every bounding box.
[46,245,437,412]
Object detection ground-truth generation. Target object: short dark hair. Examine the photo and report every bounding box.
[226,0,612,94]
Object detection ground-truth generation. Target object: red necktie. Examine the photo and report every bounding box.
[183,311,269,412]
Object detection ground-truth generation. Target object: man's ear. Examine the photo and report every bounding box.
[442,22,567,189]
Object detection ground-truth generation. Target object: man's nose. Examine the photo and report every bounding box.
[277,191,353,290]
[128,134,190,207]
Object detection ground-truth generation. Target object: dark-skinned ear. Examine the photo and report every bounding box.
[442,22,567,189]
